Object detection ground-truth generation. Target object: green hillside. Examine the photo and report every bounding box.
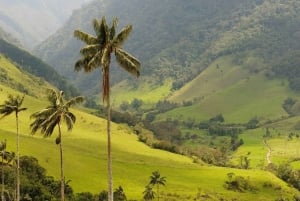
[34,0,300,99]
[161,56,300,124]
[0,38,78,97]
[1,49,299,200]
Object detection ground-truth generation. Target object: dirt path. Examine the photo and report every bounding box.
[263,139,272,164]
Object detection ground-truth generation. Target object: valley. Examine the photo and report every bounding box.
[0,0,300,200]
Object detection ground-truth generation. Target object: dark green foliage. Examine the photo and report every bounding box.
[0,156,74,200]
[246,117,259,129]
[98,186,127,201]
[74,192,95,201]
[130,98,143,111]
[111,110,139,126]
[282,97,297,115]
[148,121,182,144]
[35,0,264,94]
[276,163,300,191]
[0,38,78,97]
[224,173,257,192]
[208,124,243,136]
[152,141,181,154]
[209,114,224,123]
[272,51,300,91]
[156,100,178,113]
[189,147,227,166]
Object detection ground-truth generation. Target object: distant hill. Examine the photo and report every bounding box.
[34,0,300,98]
[0,38,78,97]
[0,0,92,49]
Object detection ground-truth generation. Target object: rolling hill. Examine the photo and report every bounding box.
[1,44,299,200]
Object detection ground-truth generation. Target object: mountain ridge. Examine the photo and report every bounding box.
[33,0,300,99]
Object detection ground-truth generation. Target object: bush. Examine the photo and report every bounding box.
[224,173,257,192]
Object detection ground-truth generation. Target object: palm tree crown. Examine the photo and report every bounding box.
[30,89,84,138]
[74,16,141,102]
[149,171,166,201]
[0,95,27,118]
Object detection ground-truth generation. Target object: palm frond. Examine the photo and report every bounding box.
[64,112,76,131]
[46,88,58,105]
[110,17,118,40]
[113,25,133,47]
[99,17,110,44]
[64,96,84,108]
[75,55,94,72]
[0,94,26,118]
[115,48,141,77]
[74,30,98,45]
[80,44,101,56]
[87,50,103,68]
[93,18,102,36]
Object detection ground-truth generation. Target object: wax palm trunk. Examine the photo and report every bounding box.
[58,123,64,201]
[15,112,20,201]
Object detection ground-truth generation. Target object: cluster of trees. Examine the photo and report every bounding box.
[0,16,142,201]
[0,154,131,201]
[0,90,83,201]
[274,163,300,191]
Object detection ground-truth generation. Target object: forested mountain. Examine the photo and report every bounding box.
[0,38,78,97]
[34,0,300,96]
[0,0,92,48]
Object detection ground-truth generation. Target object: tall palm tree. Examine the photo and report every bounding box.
[148,171,166,201]
[0,95,27,201]
[30,88,83,201]
[74,16,141,201]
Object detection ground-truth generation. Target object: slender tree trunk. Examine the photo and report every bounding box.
[15,112,20,201]
[58,123,64,201]
[1,149,4,201]
[157,185,159,201]
[105,65,113,201]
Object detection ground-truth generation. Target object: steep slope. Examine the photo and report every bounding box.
[0,38,78,97]
[0,0,92,48]
[34,0,300,99]
[34,0,258,95]
[161,56,298,123]
[0,54,53,97]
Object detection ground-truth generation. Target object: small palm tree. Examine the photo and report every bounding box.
[74,16,141,201]
[148,171,166,201]
[0,140,15,201]
[143,185,155,201]
[30,88,83,201]
[0,139,6,201]
[0,95,27,201]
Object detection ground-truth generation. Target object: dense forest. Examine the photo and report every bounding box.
[34,0,300,94]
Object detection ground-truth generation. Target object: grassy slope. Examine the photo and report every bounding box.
[111,78,172,106]
[162,56,300,123]
[0,55,299,200]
